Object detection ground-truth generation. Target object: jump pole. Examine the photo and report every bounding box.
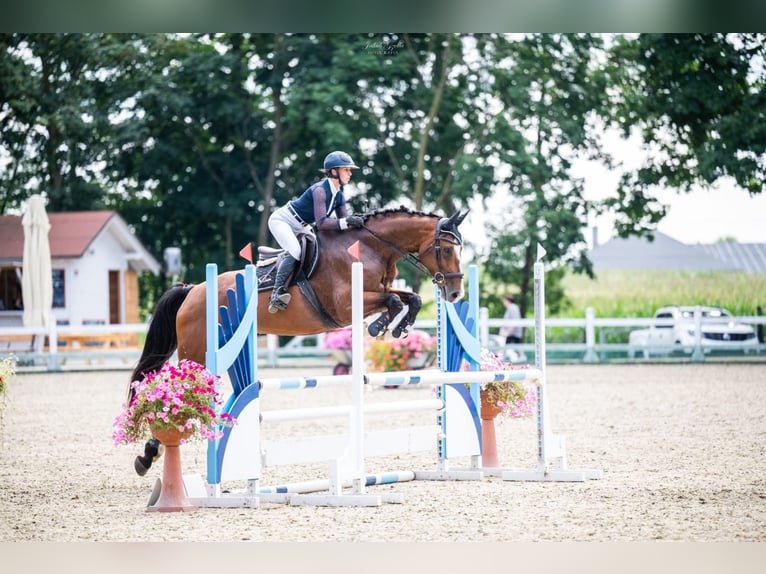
[277,260,391,506]
[496,245,603,481]
[183,244,601,508]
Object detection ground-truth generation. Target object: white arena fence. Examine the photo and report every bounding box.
[2,308,765,370]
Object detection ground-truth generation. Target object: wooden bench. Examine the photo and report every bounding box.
[0,334,36,353]
[56,332,141,351]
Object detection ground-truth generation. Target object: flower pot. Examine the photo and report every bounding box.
[480,391,503,420]
[330,349,353,365]
[480,390,502,468]
[407,351,435,370]
[146,426,197,513]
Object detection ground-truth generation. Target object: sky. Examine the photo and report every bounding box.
[577,130,766,248]
[592,184,766,247]
[461,129,766,254]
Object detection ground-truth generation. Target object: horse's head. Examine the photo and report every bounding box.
[418,210,468,302]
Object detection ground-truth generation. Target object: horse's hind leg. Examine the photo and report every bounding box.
[367,293,404,337]
[392,292,422,338]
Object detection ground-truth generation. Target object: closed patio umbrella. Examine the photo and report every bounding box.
[22,195,53,347]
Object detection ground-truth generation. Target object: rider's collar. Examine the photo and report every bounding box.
[327,177,341,195]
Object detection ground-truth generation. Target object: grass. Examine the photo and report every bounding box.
[560,270,766,318]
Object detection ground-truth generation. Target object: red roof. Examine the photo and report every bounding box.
[0,211,116,259]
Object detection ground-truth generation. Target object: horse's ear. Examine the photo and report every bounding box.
[453,209,469,227]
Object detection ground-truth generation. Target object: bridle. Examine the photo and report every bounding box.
[360,217,464,287]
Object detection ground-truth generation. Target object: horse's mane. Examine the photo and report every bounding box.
[361,205,441,221]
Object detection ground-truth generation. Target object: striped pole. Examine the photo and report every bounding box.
[258,471,416,495]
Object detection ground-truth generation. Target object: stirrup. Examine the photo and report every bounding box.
[268,291,291,313]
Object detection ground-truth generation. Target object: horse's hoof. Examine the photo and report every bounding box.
[134,438,162,476]
[147,478,162,507]
[392,325,408,338]
[134,455,151,476]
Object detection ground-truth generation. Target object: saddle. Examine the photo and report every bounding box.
[255,232,319,291]
[253,233,341,329]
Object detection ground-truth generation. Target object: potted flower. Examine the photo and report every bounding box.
[0,355,17,424]
[113,359,235,447]
[467,348,536,420]
[323,328,354,374]
[464,349,536,468]
[366,329,437,372]
[113,359,236,512]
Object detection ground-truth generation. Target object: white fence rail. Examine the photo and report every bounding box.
[2,306,766,370]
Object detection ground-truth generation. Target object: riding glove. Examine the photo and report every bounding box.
[344,215,364,228]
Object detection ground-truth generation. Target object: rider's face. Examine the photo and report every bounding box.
[336,167,352,185]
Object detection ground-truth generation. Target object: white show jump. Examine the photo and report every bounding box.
[180,244,601,508]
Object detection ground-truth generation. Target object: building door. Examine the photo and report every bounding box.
[124,269,139,323]
[109,270,120,324]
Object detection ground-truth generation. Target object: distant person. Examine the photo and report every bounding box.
[758,305,764,343]
[499,295,523,344]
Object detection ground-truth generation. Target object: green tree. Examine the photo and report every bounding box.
[604,33,766,238]
[478,34,608,318]
[106,34,265,282]
[0,33,131,212]
[5,33,764,321]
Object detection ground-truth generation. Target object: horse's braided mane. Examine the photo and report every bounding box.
[361,205,441,221]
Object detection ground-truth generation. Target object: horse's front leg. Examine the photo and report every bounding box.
[390,291,422,338]
[366,292,404,337]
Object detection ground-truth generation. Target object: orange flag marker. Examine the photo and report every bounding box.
[347,240,361,261]
[239,243,253,264]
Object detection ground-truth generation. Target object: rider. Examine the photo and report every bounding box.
[267,150,365,313]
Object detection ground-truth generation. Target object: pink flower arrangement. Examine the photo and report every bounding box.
[0,355,16,419]
[367,329,436,371]
[324,328,353,350]
[112,359,236,446]
[464,348,536,419]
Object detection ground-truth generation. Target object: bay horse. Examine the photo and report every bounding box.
[129,206,467,475]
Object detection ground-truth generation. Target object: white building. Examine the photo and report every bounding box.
[0,210,160,328]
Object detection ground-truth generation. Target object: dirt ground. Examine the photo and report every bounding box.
[1,362,764,548]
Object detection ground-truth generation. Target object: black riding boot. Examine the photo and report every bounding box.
[268,253,299,313]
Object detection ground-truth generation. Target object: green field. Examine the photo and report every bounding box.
[560,270,766,318]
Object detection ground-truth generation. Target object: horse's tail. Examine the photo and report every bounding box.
[127,284,194,402]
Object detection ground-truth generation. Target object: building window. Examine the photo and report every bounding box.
[0,267,65,310]
[52,269,65,308]
[0,267,23,311]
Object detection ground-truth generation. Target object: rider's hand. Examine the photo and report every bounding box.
[344,215,364,228]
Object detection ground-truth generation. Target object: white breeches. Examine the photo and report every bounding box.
[269,206,311,260]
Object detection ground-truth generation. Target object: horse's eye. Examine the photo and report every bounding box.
[443,247,453,258]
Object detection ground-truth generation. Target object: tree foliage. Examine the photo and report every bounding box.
[1,33,763,317]
[604,33,766,238]
[479,34,608,317]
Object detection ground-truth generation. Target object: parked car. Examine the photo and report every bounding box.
[628,305,759,358]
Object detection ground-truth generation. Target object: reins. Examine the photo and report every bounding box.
[359,221,464,287]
